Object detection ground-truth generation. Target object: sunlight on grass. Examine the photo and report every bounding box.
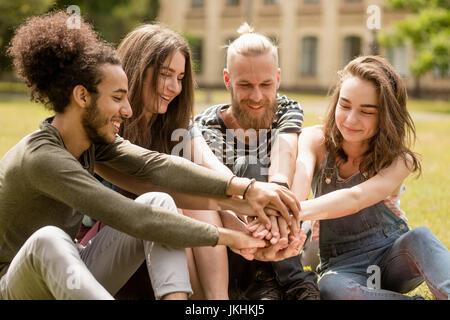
[0,97,52,156]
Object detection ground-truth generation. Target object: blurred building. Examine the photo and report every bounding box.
[158,0,449,97]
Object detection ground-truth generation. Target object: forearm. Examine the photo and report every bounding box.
[148,155,232,196]
[291,127,321,201]
[268,156,295,187]
[268,133,298,187]
[95,162,156,195]
[27,155,219,248]
[190,136,233,176]
[97,138,232,197]
[95,162,255,212]
[298,156,411,221]
[299,187,361,221]
[291,159,314,201]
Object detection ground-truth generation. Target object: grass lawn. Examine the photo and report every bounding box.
[0,96,53,156]
[0,93,449,300]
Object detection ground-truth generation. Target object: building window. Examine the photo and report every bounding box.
[191,0,204,8]
[387,46,409,77]
[264,0,280,4]
[300,36,318,76]
[343,36,361,66]
[226,0,240,6]
[185,35,203,74]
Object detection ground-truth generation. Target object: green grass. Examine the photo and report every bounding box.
[1,93,449,300]
[0,96,52,156]
[0,82,28,94]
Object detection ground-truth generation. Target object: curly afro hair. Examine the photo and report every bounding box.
[7,10,121,113]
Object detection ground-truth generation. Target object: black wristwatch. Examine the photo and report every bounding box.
[269,180,290,189]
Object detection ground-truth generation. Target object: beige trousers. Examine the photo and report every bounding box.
[0,192,192,300]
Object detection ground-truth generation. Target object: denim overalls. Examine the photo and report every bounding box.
[312,151,450,300]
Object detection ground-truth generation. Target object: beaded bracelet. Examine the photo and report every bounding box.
[242,178,256,199]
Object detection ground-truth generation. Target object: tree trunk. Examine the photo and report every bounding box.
[414,76,421,98]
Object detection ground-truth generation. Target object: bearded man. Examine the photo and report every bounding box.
[190,23,321,300]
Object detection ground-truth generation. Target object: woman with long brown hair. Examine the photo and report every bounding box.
[109,24,233,299]
[248,55,450,299]
[117,24,194,154]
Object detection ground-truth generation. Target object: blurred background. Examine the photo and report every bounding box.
[0,0,449,99]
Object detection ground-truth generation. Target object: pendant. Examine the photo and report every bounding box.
[325,177,331,184]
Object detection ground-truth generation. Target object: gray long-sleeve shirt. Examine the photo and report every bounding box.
[0,117,231,277]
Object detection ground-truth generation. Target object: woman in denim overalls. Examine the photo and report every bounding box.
[296,56,450,299]
[249,55,450,299]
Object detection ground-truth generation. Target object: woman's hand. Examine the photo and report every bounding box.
[245,215,306,262]
[251,232,306,262]
[243,181,301,230]
[216,227,267,261]
[246,215,302,246]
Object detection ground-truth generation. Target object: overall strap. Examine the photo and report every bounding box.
[316,150,336,198]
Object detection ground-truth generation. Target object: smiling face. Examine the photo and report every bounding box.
[335,75,379,146]
[225,52,280,130]
[141,50,186,117]
[82,63,131,144]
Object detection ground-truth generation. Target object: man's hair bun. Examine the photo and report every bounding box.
[237,22,255,35]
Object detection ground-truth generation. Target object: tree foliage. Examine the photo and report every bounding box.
[0,0,55,73]
[53,0,160,45]
[379,0,450,77]
[182,32,204,74]
[0,0,160,74]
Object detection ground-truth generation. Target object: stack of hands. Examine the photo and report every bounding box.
[226,180,307,262]
[243,214,306,261]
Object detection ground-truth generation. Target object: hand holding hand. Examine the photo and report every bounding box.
[216,227,266,261]
[244,181,301,230]
[242,214,306,262]
[251,232,306,262]
[246,215,301,246]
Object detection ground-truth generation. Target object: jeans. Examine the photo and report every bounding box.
[318,226,450,300]
[0,192,192,300]
[313,150,450,300]
[232,156,318,288]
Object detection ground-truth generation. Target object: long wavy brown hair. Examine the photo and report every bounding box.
[117,24,195,154]
[324,55,421,178]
